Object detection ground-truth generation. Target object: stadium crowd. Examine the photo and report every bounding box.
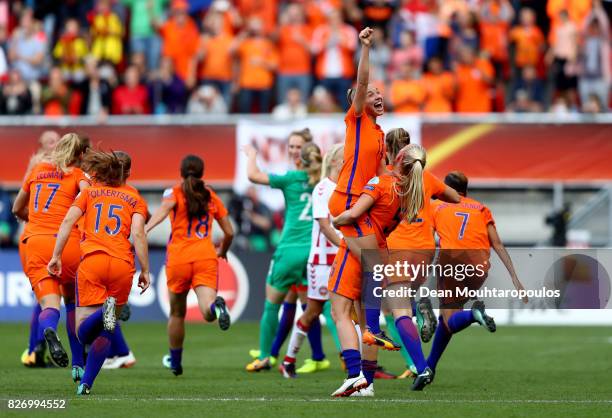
[0,0,609,117]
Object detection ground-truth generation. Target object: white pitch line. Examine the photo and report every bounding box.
[58,398,612,404]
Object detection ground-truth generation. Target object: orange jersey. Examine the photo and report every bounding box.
[423,72,455,113]
[22,163,88,240]
[456,58,494,113]
[336,105,385,196]
[361,173,401,244]
[509,26,544,68]
[73,184,148,264]
[432,196,495,251]
[163,184,228,266]
[389,79,426,113]
[388,170,446,250]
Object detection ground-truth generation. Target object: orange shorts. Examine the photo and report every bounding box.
[166,259,218,294]
[26,234,80,296]
[328,190,375,238]
[328,244,362,301]
[77,252,135,307]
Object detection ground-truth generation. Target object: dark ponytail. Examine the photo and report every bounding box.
[180,155,211,220]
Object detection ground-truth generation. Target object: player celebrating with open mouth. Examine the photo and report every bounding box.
[48,150,150,395]
[244,134,323,372]
[146,155,234,376]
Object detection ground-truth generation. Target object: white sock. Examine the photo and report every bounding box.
[285,320,308,362]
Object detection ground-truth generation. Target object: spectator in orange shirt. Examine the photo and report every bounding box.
[236,18,278,113]
[388,61,426,113]
[276,4,313,105]
[479,0,514,79]
[199,11,236,107]
[311,8,358,111]
[422,57,455,113]
[236,0,278,35]
[455,46,494,113]
[159,0,199,88]
[509,8,545,72]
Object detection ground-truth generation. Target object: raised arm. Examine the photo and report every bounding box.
[216,215,234,259]
[332,194,375,228]
[145,198,175,234]
[12,189,30,222]
[242,144,270,185]
[487,223,527,303]
[131,213,150,294]
[352,27,374,115]
[47,206,83,276]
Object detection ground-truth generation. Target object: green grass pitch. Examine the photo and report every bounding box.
[0,322,611,417]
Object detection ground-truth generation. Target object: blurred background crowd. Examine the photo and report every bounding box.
[0,0,610,118]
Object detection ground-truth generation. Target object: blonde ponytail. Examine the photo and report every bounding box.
[50,133,90,173]
[321,143,344,179]
[395,144,426,222]
[300,142,323,186]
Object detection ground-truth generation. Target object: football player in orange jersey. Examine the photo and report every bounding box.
[13,133,90,380]
[386,130,460,345]
[426,171,526,381]
[328,144,432,396]
[100,151,139,370]
[48,150,150,395]
[19,130,61,368]
[146,155,234,376]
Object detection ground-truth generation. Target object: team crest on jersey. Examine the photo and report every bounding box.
[367,177,380,185]
[364,185,375,191]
